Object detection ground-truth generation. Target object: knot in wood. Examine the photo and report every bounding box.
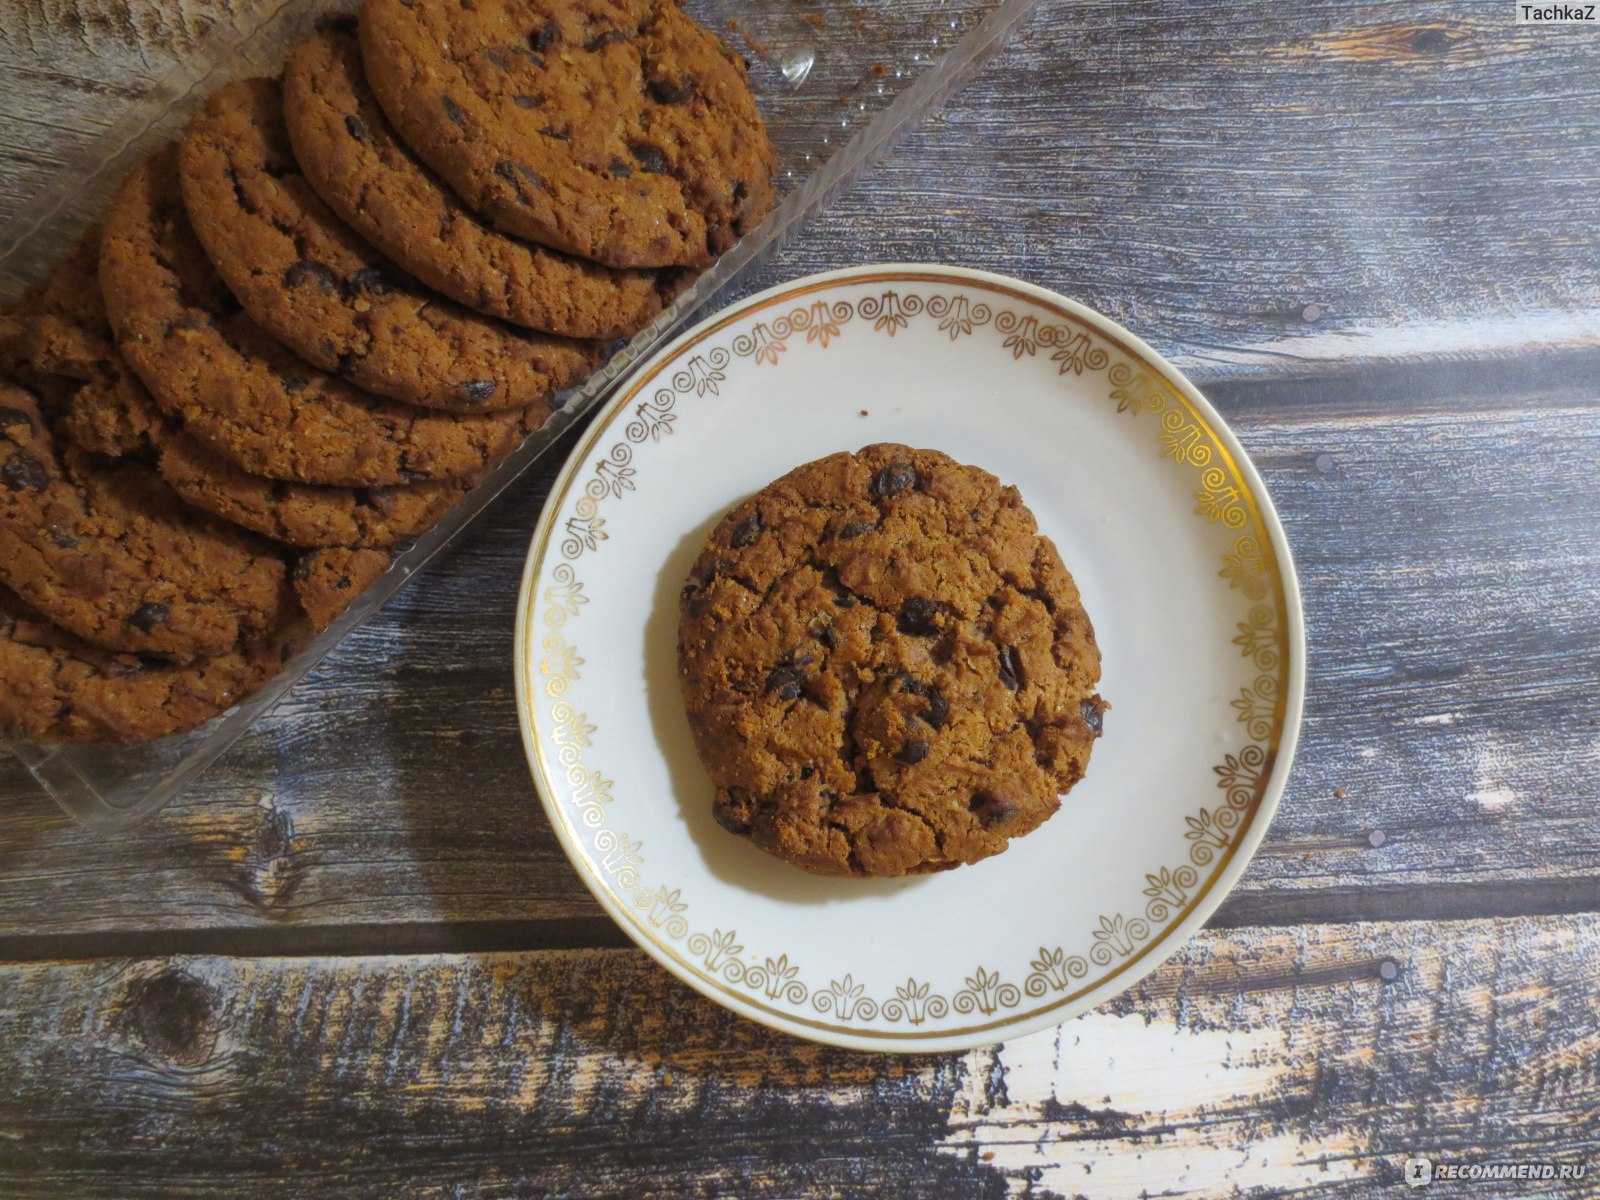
[122,968,220,1067]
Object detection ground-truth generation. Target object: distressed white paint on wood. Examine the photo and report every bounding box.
[0,916,1596,1195]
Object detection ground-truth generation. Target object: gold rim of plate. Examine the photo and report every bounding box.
[513,264,1306,1051]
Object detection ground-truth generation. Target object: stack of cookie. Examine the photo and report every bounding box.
[0,0,777,743]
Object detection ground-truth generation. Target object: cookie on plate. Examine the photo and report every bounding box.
[284,28,684,339]
[0,384,292,663]
[677,445,1106,878]
[102,148,545,486]
[360,0,777,268]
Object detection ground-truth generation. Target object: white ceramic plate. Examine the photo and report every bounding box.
[514,265,1304,1053]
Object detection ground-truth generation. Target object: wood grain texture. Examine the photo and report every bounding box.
[0,916,1595,1197]
[3,355,1597,944]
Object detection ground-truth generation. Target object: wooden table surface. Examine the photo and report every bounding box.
[3,1,1599,1195]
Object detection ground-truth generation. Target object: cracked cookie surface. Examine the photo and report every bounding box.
[180,77,601,413]
[102,147,544,486]
[285,28,685,339]
[677,445,1106,878]
[360,0,777,268]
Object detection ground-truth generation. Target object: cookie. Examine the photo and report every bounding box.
[292,545,391,631]
[0,383,293,663]
[677,445,1106,878]
[360,0,778,268]
[180,77,601,413]
[102,147,545,486]
[0,585,305,744]
[284,29,683,340]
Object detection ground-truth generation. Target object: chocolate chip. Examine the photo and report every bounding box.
[280,376,308,393]
[585,29,627,50]
[528,19,561,52]
[127,602,169,631]
[712,804,751,835]
[896,739,929,765]
[998,645,1025,691]
[399,468,429,483]
[494,159,546,199]
[814,623,837,650]
[648,76,694,105]
[897,596,942,636]
[969,790,1019,828]
[1,451,48,492]
[1081,697,1106,735]
[513,94,545,109]
[455,380,498,405]
[348,267,391,297]
[729,513,761,548]
[441,95,466,125]
[607,158,634,179]
[838,521,874,540]
[343,113,369,144]
[871,462,917,498]
[924,686,950,730]
[628,141,670,174]
[0,407,32,431]
[48,528,78,549]
[539,125,570,141]
[283,260,337,294]
[799,765,816,780]
[764,664,806,702]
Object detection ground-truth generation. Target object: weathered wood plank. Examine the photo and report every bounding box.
[0,915,1595,1197]
[3,354,1599,941]
[3,1,1598,372]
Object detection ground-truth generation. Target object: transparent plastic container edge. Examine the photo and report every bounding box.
[2,0,1041,832]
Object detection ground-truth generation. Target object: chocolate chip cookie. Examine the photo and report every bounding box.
[180,77,601,413]
[0,585,305,744]
[102,148,545,486]
[292,545,391,631]
[0,383,293,663]
[360,0,777,268]
[677,445,1106,878]
[285,28,683,339]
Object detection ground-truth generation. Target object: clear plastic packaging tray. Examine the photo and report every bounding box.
[1,0,1038,831]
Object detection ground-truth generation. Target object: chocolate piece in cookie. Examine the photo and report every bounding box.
[180,77,601,412]
[284,30,684,339]
[677,445,1105,878]
[0,586,306,744]
[0,383,292,663]
[360,0,777,268]
[101,147,544,486]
